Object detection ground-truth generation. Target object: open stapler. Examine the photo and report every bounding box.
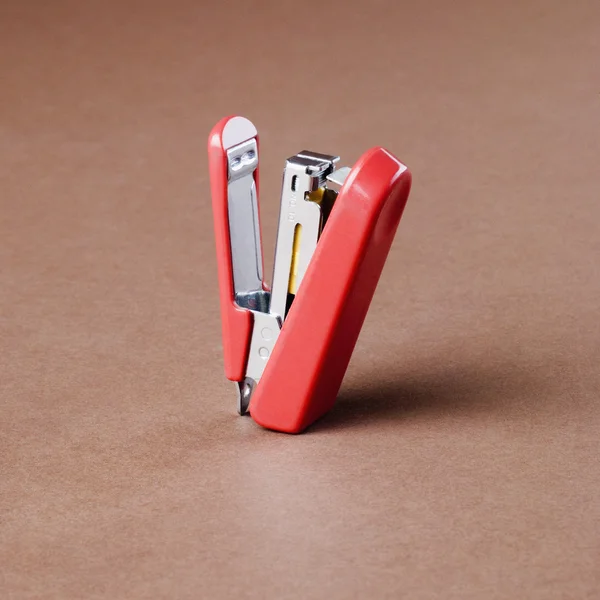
[208,116,412,433]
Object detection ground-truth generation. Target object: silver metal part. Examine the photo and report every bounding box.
[221,128,349,414]
[245,310,282,383]
[326,166,351,188]
[235,379,255,415]
[235,310,282,414]
[234,290,269,313]
[269,151,340,320]
[226,138,269,311]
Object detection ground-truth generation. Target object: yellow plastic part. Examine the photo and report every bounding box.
[288,223,302,295]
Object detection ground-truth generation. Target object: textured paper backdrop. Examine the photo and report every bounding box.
[1,1,599,598]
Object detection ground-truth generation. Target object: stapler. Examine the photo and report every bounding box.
[208,116,411,433]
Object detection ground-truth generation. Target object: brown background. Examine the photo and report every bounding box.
[1,0,599,598]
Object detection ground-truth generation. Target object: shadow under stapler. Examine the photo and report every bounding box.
[310,355,549,432]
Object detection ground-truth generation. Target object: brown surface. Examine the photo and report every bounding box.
[1,1,600,598]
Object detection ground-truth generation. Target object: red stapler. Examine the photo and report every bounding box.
[208,116,412,433]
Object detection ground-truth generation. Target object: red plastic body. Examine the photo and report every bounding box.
[249,148,412,433]
[208,117,263,381]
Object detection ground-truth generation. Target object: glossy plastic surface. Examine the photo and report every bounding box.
[208,116,263,381]
[249,148,412,433]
